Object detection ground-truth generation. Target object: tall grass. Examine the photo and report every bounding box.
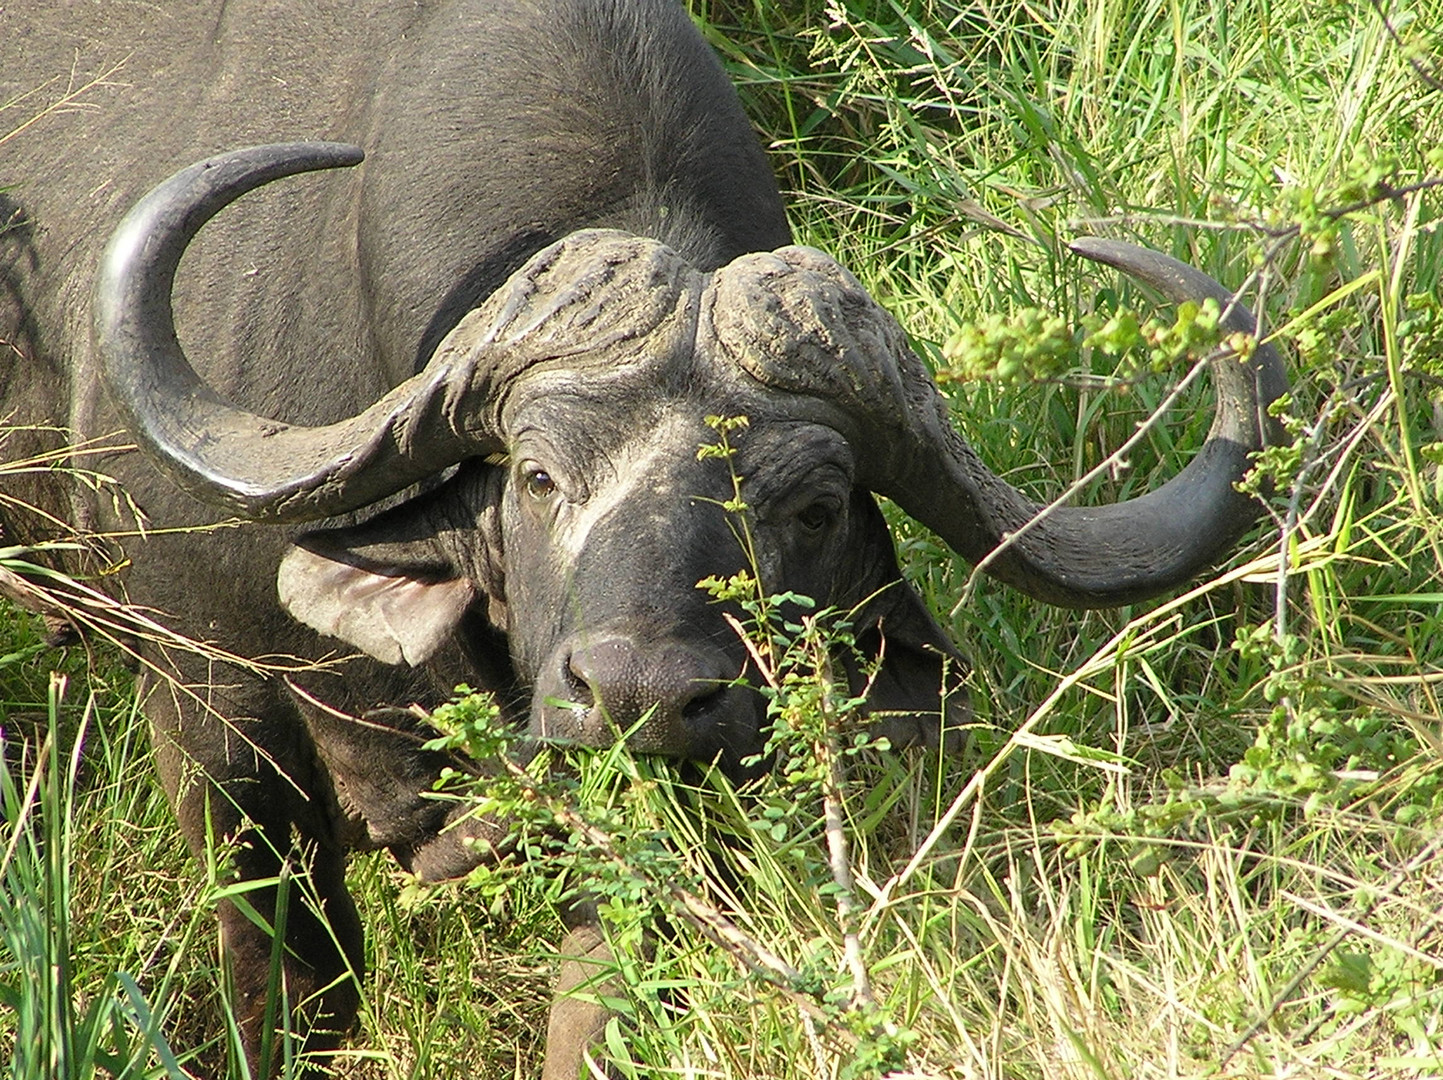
[0,661,206,1077]
[3,0,1441,1077]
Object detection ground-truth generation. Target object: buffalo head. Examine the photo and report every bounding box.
[94,143,1286,773]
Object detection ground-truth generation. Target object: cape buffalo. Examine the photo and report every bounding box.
[0,0,1285,1075]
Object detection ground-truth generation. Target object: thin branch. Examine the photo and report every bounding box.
[1368,0,1443,92]
[810,636,875,1010]
[0,56,129,150]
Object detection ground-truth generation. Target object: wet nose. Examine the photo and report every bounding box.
[566,638,728,752]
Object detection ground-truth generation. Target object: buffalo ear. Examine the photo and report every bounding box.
[278,541,474,666]
[277,463,506,666]
[837,498,971,753]
[853,582,972,755]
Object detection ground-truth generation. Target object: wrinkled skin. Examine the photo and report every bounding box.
[0,0,1285,1076]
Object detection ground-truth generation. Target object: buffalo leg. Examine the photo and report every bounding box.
[143,661,363,1076]
[543,903,622,1080]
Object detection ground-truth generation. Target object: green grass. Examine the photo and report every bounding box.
[4,0,1442,1077]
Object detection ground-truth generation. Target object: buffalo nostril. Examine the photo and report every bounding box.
[567,640,635,708]
[560,655,593,707]
[681,675,726,718]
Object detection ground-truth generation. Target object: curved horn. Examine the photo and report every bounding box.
[707,240,1287,609]
[93,142,500,522]
[934,237,1289,607]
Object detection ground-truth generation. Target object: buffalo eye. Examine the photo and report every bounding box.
[522,467,557,500]
[796,500,836,535]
